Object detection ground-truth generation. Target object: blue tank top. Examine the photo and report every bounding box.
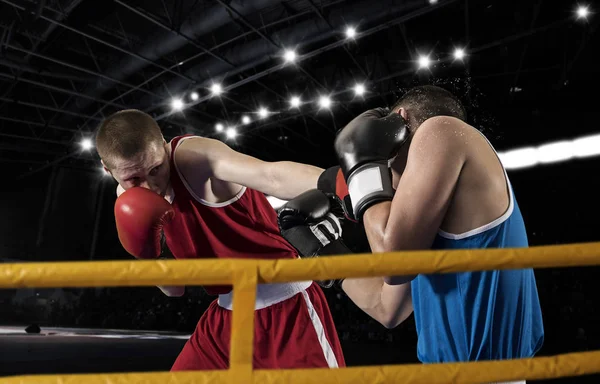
[411,167,544,363]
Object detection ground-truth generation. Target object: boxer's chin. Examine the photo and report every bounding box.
[150,186,164,197]
[159,183,171,198]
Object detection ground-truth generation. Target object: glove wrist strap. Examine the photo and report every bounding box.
[315,240,352,289]
[347,162,394,220]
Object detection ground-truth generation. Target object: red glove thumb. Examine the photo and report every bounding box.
[316,166,357,222]
[114,187,174,259]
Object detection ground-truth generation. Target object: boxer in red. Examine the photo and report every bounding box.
[95,109,345,370]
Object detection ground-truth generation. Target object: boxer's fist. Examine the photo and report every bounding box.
[114,187,174,259]
[318,165,372,254]
[278,190,339,257]
[278,189,331,230]
[278,189,351,289]
[334,108,409,220]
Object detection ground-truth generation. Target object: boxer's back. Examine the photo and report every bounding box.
[162,135,298,295]
[410,121,544,363]
[436,119,511,235]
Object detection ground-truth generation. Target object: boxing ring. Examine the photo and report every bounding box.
[2,243,600,383]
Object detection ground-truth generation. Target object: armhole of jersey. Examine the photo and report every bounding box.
[437,130,514,240]
[172,136,247,207]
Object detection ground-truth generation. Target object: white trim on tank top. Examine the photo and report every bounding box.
[436,130,514,240]
[172,136,247,207]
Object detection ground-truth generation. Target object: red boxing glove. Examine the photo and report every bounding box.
[114,187,174,259]
[317,166,357,222]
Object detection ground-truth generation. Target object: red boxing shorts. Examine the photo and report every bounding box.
[171,281,345,370]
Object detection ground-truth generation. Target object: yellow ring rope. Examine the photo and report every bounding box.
[2,242,599,383]
[3,351,600,383]
[1,242,599,288]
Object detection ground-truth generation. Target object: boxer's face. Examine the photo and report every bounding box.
[106,140,171,197]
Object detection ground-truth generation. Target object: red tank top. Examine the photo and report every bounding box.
[162,136,298,295]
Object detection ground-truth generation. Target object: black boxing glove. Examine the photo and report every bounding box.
[334,108,409,221]
[318,165,372,254]
[278,189,352,289]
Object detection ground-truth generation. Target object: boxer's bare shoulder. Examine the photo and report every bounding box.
[168,136,243,203]
[170,135,323,202]
[416,116,510,236]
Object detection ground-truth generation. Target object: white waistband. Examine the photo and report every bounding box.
[217,281,312,310]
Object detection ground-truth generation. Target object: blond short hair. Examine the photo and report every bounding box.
[95,109,164,169]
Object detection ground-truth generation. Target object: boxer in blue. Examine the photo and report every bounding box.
[279,85,544,380]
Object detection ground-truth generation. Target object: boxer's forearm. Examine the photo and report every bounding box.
[342,277,385,309]
[342,277,413,329]
[363,202,417,284]
[266,161,324,200]
[362,202,390,252]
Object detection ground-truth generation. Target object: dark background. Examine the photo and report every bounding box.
[0,0,599,381]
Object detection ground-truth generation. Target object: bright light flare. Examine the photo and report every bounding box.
[258,107,269,119]
[497,134,600,170]
[345,26,356,39]
[353,83,365,96]
[577,6,590,19]
[210,83,222,96]
[454,48,466,60]
[319,96,332,109]
[418,55,431,69]
[289,96,301,108]
[80,138,93,151]
[225,127,237,139]
[171,98,184,111]
[284,49,297,63]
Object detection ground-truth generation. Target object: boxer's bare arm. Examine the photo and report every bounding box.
[362,117,466,271]
[337,119,465,327]
[341,277,413,329]
[175,137,323,200]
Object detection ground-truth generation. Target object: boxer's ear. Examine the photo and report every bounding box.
[397,107,408,121]
[100,159,112,176]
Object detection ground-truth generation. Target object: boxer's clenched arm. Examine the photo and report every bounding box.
[341,277,413,329]
[362,117,466,282]
[175,137,323,199]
